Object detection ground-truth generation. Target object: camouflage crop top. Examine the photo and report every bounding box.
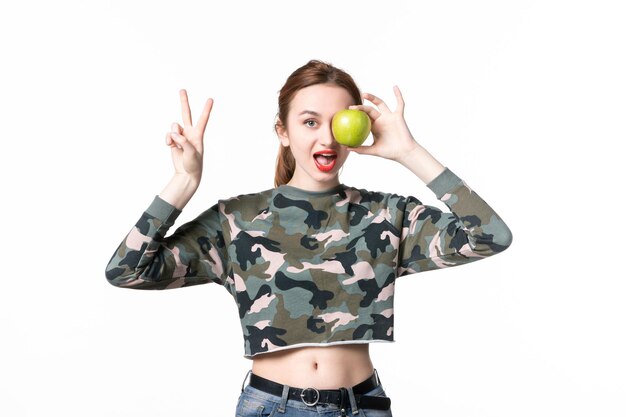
[105,168,512,358]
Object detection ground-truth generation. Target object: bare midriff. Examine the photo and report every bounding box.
[251,344,375,389]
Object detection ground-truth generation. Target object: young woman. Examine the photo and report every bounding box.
[106,60,512,416]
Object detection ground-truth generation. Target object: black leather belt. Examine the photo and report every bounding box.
[248,372,391,411]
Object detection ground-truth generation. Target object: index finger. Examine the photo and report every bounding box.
[349,104,381,121]
[362,92,391,114]
[179,89,193,127]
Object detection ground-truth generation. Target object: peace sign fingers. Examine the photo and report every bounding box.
[179,89,214,133]
[165,89,215,180]
[176,89,215,147]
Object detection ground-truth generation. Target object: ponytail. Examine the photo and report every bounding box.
[274,144,296,187]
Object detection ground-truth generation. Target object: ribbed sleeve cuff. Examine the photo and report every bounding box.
[145,195,182,225]
[426,167,463,199]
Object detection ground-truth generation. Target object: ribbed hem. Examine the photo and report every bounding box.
[426,167,462,199]
[243,339,394,359]
[145,195,182,224]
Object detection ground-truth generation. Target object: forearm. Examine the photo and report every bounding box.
[105,196,183,289]
[395,143,446,185]
[398,167,513,276]
[159,173,200,210]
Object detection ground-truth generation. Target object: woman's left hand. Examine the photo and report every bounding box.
[348,86,420,161]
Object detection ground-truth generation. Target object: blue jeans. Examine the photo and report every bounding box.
[235,371,393,417]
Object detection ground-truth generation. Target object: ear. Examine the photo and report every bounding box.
[275,119,290,147]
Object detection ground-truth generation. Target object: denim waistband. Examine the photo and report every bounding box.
[239,369,384,415]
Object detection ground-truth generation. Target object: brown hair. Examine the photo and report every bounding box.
[274,60,363,187]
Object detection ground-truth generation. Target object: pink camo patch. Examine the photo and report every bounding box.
[261,338,280,351]
[125,227,151,251]
[250,293,276,313]
[168,246,189,278]
[223,204,241,237]
[287,260,345,275]
[206,245,224,278]
[342,262,375,285]
[406,205,426,235]
[252,210,272,222]
[318,311,359,332]
[428,230,453,268]
[254,320,272,330]
[380,231,400,250]
[376,283,394,302]
[234,273,246,292]
[336,188,363,207]
[252,244,286,279]
[372,208,392,223]
[312,229,349,247]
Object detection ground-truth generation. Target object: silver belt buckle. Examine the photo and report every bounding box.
[300,387,320,406]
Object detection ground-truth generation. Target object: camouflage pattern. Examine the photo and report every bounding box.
[105,168,512,358]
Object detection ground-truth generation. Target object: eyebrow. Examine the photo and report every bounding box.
[297,110,321,117]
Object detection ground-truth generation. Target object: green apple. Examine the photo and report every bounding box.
[331,109,371,147]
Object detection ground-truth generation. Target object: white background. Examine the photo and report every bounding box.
[1,0,624,416]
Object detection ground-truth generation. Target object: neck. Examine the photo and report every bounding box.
[287,172,341,192]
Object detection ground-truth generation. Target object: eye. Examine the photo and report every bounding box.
[304,119,317,127]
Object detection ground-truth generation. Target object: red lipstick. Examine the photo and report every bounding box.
[313,149,337,172]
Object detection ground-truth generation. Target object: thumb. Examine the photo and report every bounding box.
[348,145,376,156]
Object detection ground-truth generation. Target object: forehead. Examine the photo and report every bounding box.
[289,83,355,116]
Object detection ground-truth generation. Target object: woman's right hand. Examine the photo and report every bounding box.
[166,89,214,182]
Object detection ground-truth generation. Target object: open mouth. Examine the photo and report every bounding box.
[313,150,337,172]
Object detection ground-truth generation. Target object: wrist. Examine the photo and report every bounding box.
[396,143,445,184]
[173,172,201,190]
[159,173,201,210]
[395,142,422,165]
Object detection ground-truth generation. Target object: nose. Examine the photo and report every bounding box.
[320,124,337,147]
